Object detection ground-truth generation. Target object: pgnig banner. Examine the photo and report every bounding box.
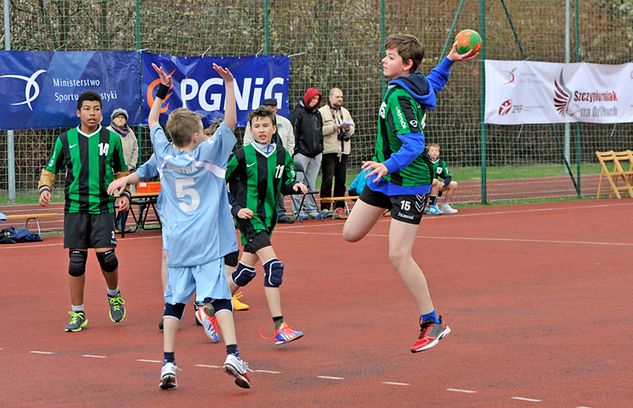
[0,51,140,130]
[141,53,290,128]
[485,60,633,125]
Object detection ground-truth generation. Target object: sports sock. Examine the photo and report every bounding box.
[107,287,120,297]
[429,196,438,206]
[272,315,284,330]
[71,304,84,313]
[163,352,175,365]
[226,344,239,357]
[421,310,440,324]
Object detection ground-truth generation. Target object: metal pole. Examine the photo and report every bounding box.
[264,0,269,55]
[4,0,16,202]
[480,0,487,204]
[564,0,571,174]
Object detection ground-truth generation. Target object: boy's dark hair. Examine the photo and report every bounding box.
[77,90,102,110]
[166,108,203,148]
[248,106,277,126]
[385,34,425,73]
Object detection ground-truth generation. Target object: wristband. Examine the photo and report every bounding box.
[156,83,170,100]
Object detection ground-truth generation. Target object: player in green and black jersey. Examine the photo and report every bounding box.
[226,106,308,346]
[425,143,459,214]
[343,34,477,353]
[38,90,130,332]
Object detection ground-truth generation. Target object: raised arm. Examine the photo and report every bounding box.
[213,63,236,130]
[149,63,173,128]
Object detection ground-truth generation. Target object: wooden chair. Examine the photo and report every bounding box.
[595,150,633,198]
[4,212,59,234]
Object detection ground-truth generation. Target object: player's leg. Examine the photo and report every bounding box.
[342,187,389,242]
[426,179,442,215]
[229,251,258,294]
[224,250,249,311]
[439,181,459,214]
[63,213,90,332]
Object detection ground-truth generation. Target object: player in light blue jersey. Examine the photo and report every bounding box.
[146,63,250,390]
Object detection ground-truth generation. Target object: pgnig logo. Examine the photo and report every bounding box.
[0,69,47,111]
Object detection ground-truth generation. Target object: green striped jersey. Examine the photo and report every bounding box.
[45,126,128,214]
[375,86,433,186]
[429,157,451,179]
[226,144,296,232]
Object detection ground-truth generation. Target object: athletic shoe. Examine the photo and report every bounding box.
[277,214,295,224]
[425,205,440,215]
[297,212,310,221]
[195,307,220,343]
[274,322,304,345]
[332,207,347,219]
[232,292,250,311]
[223,354,252,389]
[410,317,451,353]
[65,311,88,332]
[193,302,203,326]
[107,292,126,323]
[439,203,458,214]
[159,362,178,390]
[308,210,326,220]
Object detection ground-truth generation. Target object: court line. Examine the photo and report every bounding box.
[82,354,107,359]
[511,396,542,402]
[29,350,55,355]
[446,388,476,393]
[194,364,221,369]
[255,369,282,374]
[137,359,161,363]
[317,375,344,380]
[383,381,410,386]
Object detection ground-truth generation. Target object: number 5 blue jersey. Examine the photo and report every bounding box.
[150,122,238,267]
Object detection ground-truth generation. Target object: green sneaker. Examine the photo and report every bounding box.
[65,311,88,332]
[108,292,126,323]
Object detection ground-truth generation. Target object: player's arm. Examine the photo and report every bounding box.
[281,151,304,195]
[149,63,172,129]
[442,160,453,187]
[213,63,236,130]
[427,43,478,94]
[37,137,63,206]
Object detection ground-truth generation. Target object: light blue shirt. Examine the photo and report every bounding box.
[150,122,237,267]
[135,154,159,181]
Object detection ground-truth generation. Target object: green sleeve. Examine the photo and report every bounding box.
[282,149,296,188]
[441,159,451,178]
[388,93,418,135]
[44,137,64,174]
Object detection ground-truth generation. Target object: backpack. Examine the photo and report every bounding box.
[1,227,43,243]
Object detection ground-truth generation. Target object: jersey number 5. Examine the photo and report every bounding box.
[175,178,200,212]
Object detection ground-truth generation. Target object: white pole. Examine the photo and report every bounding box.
[4,0,16,202]
[564,0,571,174]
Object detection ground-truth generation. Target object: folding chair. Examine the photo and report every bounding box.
[292,160,322,222]
[595,150,633,198]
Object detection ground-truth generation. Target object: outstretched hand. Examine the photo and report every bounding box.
[362,160,388,182]
[213,63,234,82]
[447,42,479,62]
[151,63,173,88]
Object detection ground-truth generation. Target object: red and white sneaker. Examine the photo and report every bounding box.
[223,354,252,389]
[410,317,451,353]
[195,307,220,343]
[273,322,304,345]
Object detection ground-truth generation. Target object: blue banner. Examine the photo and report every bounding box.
[141,53,290,127]
[0,51,140,130]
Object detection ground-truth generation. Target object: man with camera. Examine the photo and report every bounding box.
[318,87,355,219]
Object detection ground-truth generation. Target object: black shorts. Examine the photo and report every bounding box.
[64,213,117,249]
[237,217,273,253]
[359,186,428,225]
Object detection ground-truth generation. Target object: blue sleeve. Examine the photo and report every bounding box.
[149,125,170,161]
[383,132,426,174]
[349,169,367,192]
[198,122,237,167]
[135,154,159,181]
[426,57,453,94]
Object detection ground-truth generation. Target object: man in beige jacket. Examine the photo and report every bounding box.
[318,88,355,219]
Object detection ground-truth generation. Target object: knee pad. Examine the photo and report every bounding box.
[231,263,256,287]
[164,303,186,320]
[96,250,118,273]
[211,298,233,314]
[263,258,284,287]
[224,251,239,268]
[68,250,87,277]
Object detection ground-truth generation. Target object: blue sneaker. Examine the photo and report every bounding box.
[425,205,440,215]
[274,322,304,345]
[297,212,310,221]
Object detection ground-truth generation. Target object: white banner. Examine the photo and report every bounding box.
[484,60,633,125]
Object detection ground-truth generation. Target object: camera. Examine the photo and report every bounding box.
[337,129,350,142]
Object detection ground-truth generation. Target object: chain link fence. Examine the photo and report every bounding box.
[1,0,632,202]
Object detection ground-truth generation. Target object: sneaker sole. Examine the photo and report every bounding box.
[65,319,89,332]
[274,332,304,345]
[109,309,126,323]
[159,374,177,390]
[223,364,251,389]
[411,326,451,353]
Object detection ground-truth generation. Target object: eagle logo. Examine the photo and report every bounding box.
[553,69,571,116]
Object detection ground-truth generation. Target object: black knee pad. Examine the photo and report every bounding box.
[68,250,87,277]
[231,262,256,287]
[164,303,186,320]
[211,298,233,314]
[263,258,284,287]
[224,251,239,268]
[96,250,118,273]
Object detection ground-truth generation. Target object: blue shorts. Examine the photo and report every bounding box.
[164,258,231,304]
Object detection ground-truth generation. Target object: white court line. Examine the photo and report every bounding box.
[255,369,281,374]
[317,376,344,380]
[577,406,592,408]
[137,359,161,363]
[382,381,410,386]
[446,388,476,394]
[194,364,221,369]
[30,350,55,355]
[512,396,542,402]
[82,354,107,359]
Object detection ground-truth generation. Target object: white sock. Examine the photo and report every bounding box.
[107,287,120,297]
[71,304,85,313]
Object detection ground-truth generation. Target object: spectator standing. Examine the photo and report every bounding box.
[243,98,296,223]
[107,108,138,231]
[291,87,325,220]
[319,88,355,219]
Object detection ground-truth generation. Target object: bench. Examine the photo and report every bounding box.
[4,213,59,234]
[319,195,359,218]
[595,150,633,198]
